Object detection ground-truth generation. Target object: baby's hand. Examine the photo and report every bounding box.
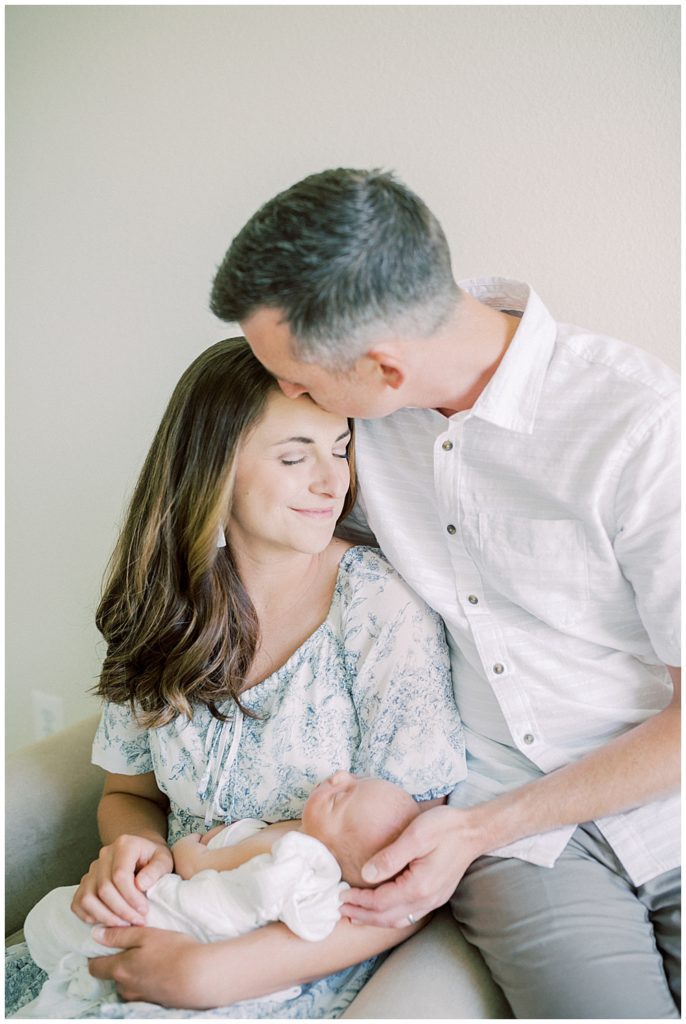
[171,833,206,880]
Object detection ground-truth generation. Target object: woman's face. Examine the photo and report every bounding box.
[229,390,351,558]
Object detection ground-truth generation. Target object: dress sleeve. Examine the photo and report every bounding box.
[91,701,154,775]
[341,549,466,800]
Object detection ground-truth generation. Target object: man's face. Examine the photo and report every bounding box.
[241,307,395,419]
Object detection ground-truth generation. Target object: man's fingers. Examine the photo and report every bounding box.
[341,886,387,911]
[360,821,428,885]
[347,869,420,913]
[340,902,408,928]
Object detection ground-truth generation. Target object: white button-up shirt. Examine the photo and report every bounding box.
[352,278,680,885]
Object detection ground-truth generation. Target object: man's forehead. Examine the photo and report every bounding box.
[242,311,303,364]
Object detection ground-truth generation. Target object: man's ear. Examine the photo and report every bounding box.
[367,349,406,391]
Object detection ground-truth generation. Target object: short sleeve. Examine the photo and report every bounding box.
[341,549,466,800]
[613,398,680,666]
[91,701,154,775]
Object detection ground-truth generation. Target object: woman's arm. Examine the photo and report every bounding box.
[72,770,173,927]
[172,821,299,880]
[89,916,421,1008]
[97,771,170,845]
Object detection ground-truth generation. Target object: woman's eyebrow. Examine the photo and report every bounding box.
[271,436,315,446]
[271,429,351,447]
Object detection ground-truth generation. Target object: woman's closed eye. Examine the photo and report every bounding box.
[281,447,349,466]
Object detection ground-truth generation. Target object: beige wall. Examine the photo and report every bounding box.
[6,6,679,752]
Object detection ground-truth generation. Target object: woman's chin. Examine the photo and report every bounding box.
[289,528,337,555]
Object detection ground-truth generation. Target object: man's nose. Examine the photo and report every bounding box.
[278,379,308,399]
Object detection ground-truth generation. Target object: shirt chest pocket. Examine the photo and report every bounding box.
[474,513,590,624]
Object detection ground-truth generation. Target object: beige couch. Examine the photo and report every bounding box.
[5,716,511,1018]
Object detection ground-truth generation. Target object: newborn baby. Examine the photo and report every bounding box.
[18,772,422,1018]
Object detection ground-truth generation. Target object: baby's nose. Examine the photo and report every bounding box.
[328,769,353,787]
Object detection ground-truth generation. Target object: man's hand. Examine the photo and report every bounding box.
[171,832,207,880]
[71,835,173,927]
[340,805,482,928]
[88,926,217,1008]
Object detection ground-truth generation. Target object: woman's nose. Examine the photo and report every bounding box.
[310,458,349,498]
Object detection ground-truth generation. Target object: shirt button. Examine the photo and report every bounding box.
[492,663,505,675]
[446,524,457,535]
[467,595,479,605]
[523,733,535,745]
[442,440,454,451]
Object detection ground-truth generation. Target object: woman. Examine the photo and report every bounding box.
[7,338,465,1019]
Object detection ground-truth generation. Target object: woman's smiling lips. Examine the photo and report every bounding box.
[290,507,336,519]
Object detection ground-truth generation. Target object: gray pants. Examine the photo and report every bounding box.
[450,822,680,1019]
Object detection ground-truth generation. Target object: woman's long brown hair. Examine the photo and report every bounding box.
[95,337,357,728]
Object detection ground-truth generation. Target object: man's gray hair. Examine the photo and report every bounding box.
[210,168,460,370]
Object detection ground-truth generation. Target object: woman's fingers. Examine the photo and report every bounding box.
[77,896,134,928]
[71,880,139,928]
[72,836,173,926]
[134,843,174,893]
[96,845,149,918]
[94,872,148,925]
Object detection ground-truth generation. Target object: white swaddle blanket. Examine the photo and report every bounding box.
[19,819,348,1018]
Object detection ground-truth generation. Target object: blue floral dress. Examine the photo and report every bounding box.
[7,546,465,1019]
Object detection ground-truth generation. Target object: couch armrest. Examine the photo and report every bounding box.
[5,714,104,938]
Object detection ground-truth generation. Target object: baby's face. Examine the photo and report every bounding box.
[301,771,420,885]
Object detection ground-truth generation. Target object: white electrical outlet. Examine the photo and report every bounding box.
[32,691,65,740]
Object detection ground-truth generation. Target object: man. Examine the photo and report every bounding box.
[209,168,680,1018]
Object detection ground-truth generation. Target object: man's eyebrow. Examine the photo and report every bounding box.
[271,429,351,447]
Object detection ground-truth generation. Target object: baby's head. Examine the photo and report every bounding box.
[301,771,421,887]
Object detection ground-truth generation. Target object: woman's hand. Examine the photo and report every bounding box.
[170,832,207,880]
[88,915,420,1009]
[71,835,174,927]
[88,927,217,1008]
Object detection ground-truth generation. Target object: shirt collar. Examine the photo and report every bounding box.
[456,277,558,434]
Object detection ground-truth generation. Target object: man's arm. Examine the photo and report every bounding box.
[88,915,421,1008]
[341,667,680,927]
